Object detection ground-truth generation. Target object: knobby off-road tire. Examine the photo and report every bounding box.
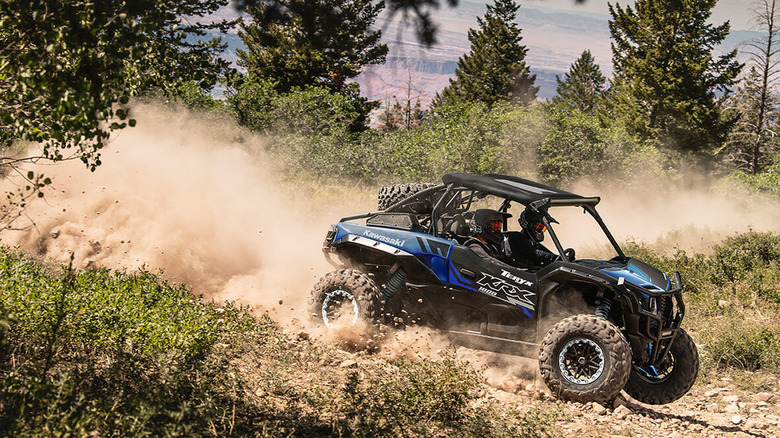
[377,183,436,211]
[624,328,699,405]
[539,315,632,404]
[310,269,384,328]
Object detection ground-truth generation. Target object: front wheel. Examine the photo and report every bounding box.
[539,315,632,403]
[309,269,384,328]
[624,328,699,405]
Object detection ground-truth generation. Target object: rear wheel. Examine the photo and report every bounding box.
[310,269,384,327]
[624,328,699,405]
[539,315,632,403]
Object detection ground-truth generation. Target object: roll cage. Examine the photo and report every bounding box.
[365,173,627,263]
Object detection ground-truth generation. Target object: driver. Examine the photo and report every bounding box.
[465,209,512,264]
[507,208,560,268]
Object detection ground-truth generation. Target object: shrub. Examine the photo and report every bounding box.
[697,317,780,372]
[707,231,780,302]
[0,247,275,436]
[339,355,558,437]
[228,74,373,135]
[0,247,556,436]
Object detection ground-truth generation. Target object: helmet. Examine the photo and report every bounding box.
[471,209,505,245]
[519,208,547,243]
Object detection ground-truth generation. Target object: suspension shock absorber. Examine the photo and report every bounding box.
[382,263,406,300]
[595,297,612,320]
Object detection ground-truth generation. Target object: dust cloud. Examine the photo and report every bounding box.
[0,102,356,324]
[5,101,780,395]
[546,176,780,258]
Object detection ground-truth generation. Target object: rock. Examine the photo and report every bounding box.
[753,421,770,430]
[718,300,731,308]
[707,403,723,413]
[340,359,358,368]
[730,415,743,425]
[297,330,310,341]
[590,402,607,415]
[755,392,773,402]
[613,405,631,420]
[690,424,704,432]
[612,394,629,408]
[704,389,720,397]
[723,395,739,403]
[725,404,740,414]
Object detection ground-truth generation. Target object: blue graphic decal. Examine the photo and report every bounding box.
[600,267,664,292]
[449,263,476,291]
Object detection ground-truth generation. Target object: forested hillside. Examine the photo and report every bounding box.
[2,0,780,436]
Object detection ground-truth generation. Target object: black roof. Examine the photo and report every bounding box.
[441,173,600,207]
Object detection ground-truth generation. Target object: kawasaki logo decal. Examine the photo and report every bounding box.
[362,230,406,247]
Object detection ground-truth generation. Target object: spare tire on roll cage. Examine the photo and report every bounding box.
[377,183,437,211]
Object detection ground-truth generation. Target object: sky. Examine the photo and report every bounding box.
[514,0,755,31]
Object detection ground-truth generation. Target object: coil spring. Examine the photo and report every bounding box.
[595,298,612,320]
[382,267,406,300]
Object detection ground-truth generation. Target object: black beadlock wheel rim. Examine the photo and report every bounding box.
[558,337,606,385]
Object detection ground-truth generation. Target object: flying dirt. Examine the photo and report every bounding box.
[0,103,360,324]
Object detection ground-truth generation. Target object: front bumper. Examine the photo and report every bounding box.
[619,271,685,366]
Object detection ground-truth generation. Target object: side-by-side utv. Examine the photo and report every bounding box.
[309,173,698,404]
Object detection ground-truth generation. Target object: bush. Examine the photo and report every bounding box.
[699,319,780,371]
[707,231,780,302]
[623,232,780,374]
[724,157,780,199]
[340,355,558,437]
[365,101,542,182]
[538,105,666,187]
[0,247,275,436]
[228,74,373,135]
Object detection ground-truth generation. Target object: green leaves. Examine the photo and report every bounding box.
[237,0,387,95]
[607,0,742,153]
[553,50,607,112]
[1,0,234,170]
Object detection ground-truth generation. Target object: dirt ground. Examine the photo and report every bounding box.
[314,334,780,438]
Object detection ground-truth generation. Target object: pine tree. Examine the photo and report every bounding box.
[607,0,742,152]
[237,0,387,94]
[552,50,606,112]
[434,0,538,108]
[723,66,780,173]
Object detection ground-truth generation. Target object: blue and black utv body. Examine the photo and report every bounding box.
[311,173,698,405]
